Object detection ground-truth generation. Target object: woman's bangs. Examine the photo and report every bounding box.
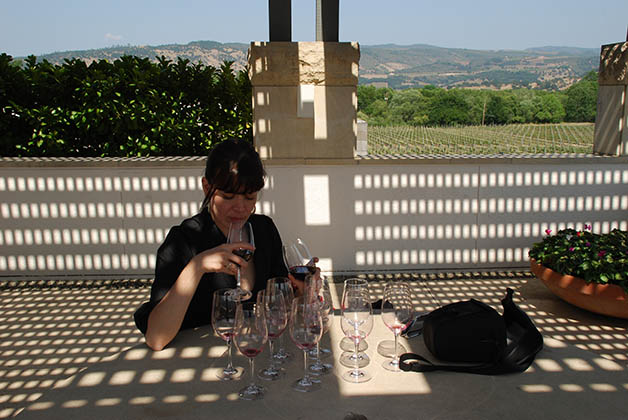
[215,170,263,195]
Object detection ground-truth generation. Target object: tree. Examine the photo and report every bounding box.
[428,89,472,125]
[388,89,429,125]
[533,93,566,123]
[485,92,516,125]
[564,71,597,122]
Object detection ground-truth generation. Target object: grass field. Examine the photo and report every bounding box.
[367,123,595,155]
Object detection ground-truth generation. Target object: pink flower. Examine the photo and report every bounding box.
[585,242,591,247]
[584,224,592,231]
[569,247,575,252]
[598,250,606,257]
[545,229,552,235]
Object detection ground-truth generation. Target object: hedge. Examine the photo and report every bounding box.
[0,53,252,157]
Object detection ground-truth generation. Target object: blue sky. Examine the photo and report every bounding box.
[2,0,627,57]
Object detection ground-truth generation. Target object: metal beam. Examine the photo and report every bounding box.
[269,0,291,42]
[316,0,339,42]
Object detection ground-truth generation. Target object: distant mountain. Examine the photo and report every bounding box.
[24,40,600,90]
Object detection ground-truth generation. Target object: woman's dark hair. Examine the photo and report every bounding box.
[200,138,266,210]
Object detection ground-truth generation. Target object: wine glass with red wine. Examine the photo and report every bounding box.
[256,289,288,381]
[233,301,268,400]
[289,296,323,392]
[381,281,414,371]
[283,243,316,283]
[211,288,244,380]
[266,276,294,363]
[227,221,254,301]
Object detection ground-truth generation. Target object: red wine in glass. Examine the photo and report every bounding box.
[241,347,263,358]
[289,265,316,281]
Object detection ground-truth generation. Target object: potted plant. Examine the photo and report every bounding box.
[528,226,628,319]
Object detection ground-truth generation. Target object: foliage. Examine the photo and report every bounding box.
[0,53,251,157]
[358,73,597,127]
[563,71,598,122]
[528,227,628,293]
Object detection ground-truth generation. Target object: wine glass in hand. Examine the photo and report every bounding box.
[340,289,373,383]
[211,288,243,380]
[257,290,288,381]
[233,302,268,400]
[227,221,254,301]
[289,296,323,392]
[283,242,316,295]
[381,282,414,371]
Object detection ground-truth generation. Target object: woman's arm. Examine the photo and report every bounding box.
[144,242,254,351]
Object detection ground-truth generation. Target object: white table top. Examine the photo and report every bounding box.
[14,310,628,420]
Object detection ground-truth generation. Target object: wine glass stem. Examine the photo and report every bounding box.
[393,331,399,364]
[353,339,360,369]
[236,267,241,288]
[268,339,275,367]
[226,338,234,370]
[316,342,321,362]
[303,350,309,381]
[249,357,255,387]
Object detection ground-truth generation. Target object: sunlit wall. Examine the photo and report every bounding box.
[1,157,627,278]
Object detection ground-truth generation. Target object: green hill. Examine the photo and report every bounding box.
[24,41,599,90]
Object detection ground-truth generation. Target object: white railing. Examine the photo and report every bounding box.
[1,155,627,279]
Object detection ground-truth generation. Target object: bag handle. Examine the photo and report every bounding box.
[399,352,498,374]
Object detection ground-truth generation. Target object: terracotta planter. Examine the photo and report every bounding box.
[530,259,628,319]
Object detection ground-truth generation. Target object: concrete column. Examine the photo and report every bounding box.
[593,42,628,155]
[248,41,360,161]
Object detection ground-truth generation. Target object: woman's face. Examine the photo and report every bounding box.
[206,183,258,234]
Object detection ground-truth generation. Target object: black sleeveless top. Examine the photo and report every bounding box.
[134,208,287,334]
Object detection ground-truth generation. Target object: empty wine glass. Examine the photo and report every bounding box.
[211,288,243,380]
[227,221,254,301]
[381,282,414,371]
[267,276,294,363]
[306,274,334,376]
[340,288,373,383]
[257,289,288,381]
[289,296,323,392]
[339,278,369,357]
[233,301,268,400]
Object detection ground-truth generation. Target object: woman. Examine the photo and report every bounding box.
[134,138,288,351]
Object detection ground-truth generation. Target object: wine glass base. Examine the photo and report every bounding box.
[382,359,403,372]
[307,346,332,360]
[273,348,293,363]
[339,351,370,368]
[238,383,265,400]
[308,361,333,376]
[232,287,252,301]
[257,366,285,381]
[216,366,244,381]
[291,377,321,392]
[339,336,367,352]
[377,340,407,358]
[342,368,372,383]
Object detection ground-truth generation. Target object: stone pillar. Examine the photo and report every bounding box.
[593,42,628,155]
[248,42,360,160]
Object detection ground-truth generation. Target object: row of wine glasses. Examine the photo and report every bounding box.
[212,275,331,399]
[338,278,415,381]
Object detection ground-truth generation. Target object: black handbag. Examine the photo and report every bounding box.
[399,288,543,375]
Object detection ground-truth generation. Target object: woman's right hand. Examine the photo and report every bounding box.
[194,242,255,275]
